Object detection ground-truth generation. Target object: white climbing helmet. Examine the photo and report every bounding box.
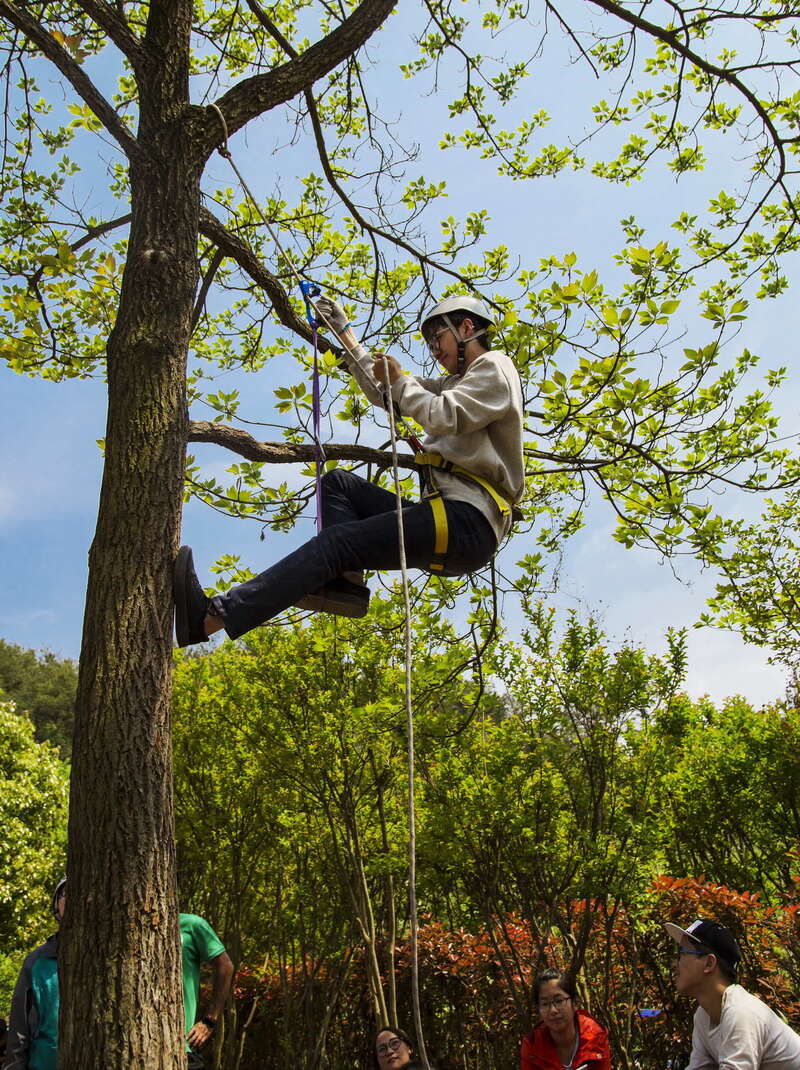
[420,295,495,373]
[419,295,495,337]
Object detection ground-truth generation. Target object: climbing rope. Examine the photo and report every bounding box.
[210,103,431,1069]
[380,352,430,1070]
[299,280,326,533]
[209,104,359,362]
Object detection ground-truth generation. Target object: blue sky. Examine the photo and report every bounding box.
[0,3,795,706]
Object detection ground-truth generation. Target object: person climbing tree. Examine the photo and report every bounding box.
[173,294,524,646]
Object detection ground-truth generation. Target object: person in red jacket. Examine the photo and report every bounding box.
[520,968,612,1070]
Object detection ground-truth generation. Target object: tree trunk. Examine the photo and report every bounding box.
[60,117,202,1068]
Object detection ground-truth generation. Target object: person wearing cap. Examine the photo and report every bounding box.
[4,877,65,1070]
[666,917,800,1069]
[173,293,524,646]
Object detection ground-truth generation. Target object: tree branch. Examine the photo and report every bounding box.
[586,0,787,177]
[197,205,341,355]
[200,0,396,157]
[189,420,416,469]
[191,246,225,332]
[74,0,144,72]
[0,0,138,157]
[241,0,476,290]
[27,213,132,291]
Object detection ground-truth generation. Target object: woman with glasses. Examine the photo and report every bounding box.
[372,1026,435,1069]
[520,968,611,1070]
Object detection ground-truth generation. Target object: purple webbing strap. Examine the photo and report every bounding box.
[311,325,325,534]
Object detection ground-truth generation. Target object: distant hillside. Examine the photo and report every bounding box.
[0,639,77,757]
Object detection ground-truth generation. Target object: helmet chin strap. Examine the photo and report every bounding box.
[440,314,487,375]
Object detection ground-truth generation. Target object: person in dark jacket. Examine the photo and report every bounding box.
[520,968,612,1070]
[3,877,65,1070]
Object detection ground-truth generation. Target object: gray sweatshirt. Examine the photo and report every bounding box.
[346,344,525,544]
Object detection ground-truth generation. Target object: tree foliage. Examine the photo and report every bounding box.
[171,601,800,1068]
[2,606,799,1064]
[0,698,69,1013]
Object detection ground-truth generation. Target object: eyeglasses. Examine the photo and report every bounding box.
[376,1038,404,1056]
[425,326,450,351]
[538,995,572,1012]
[677,948,707,958]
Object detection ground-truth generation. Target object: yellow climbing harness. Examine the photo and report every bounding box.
[415,451,512,573]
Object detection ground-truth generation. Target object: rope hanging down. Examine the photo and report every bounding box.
[299,280,325,533]
[209,103,431,1069]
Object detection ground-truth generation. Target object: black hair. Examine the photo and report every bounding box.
[373,1025,414,1068]
[533,968,579,1005]
[51,877,67,918]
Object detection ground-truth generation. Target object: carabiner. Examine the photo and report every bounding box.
[299,280,321,326]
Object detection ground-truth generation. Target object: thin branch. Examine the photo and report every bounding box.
[0,0,138,157]
[586,0,787,177]
[198,205,340,355]
[27,212,132,291]
[242,0,477,290]
[543,0,600,77]
[200,0,396,158]
[73,0,144,71]
[191,246,225,331]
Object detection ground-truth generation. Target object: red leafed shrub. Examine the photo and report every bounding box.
[227,877,800,1069]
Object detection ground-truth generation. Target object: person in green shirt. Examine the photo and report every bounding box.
[179,913,233,1069]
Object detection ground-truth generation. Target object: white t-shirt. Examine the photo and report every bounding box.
[689,984,800,1069]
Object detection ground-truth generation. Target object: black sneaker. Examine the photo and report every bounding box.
[295,576,370,618]
[173,545,211,647]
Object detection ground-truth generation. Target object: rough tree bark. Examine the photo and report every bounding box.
[59,0,203,1064]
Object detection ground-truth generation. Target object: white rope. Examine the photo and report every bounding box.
[379,354,430,1070]
[210,104,431,1067]
[211,104,427,455]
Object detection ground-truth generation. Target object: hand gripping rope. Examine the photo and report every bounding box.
[209,103,431,1069]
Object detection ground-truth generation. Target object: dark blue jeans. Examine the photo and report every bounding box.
[210,469,497,639]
